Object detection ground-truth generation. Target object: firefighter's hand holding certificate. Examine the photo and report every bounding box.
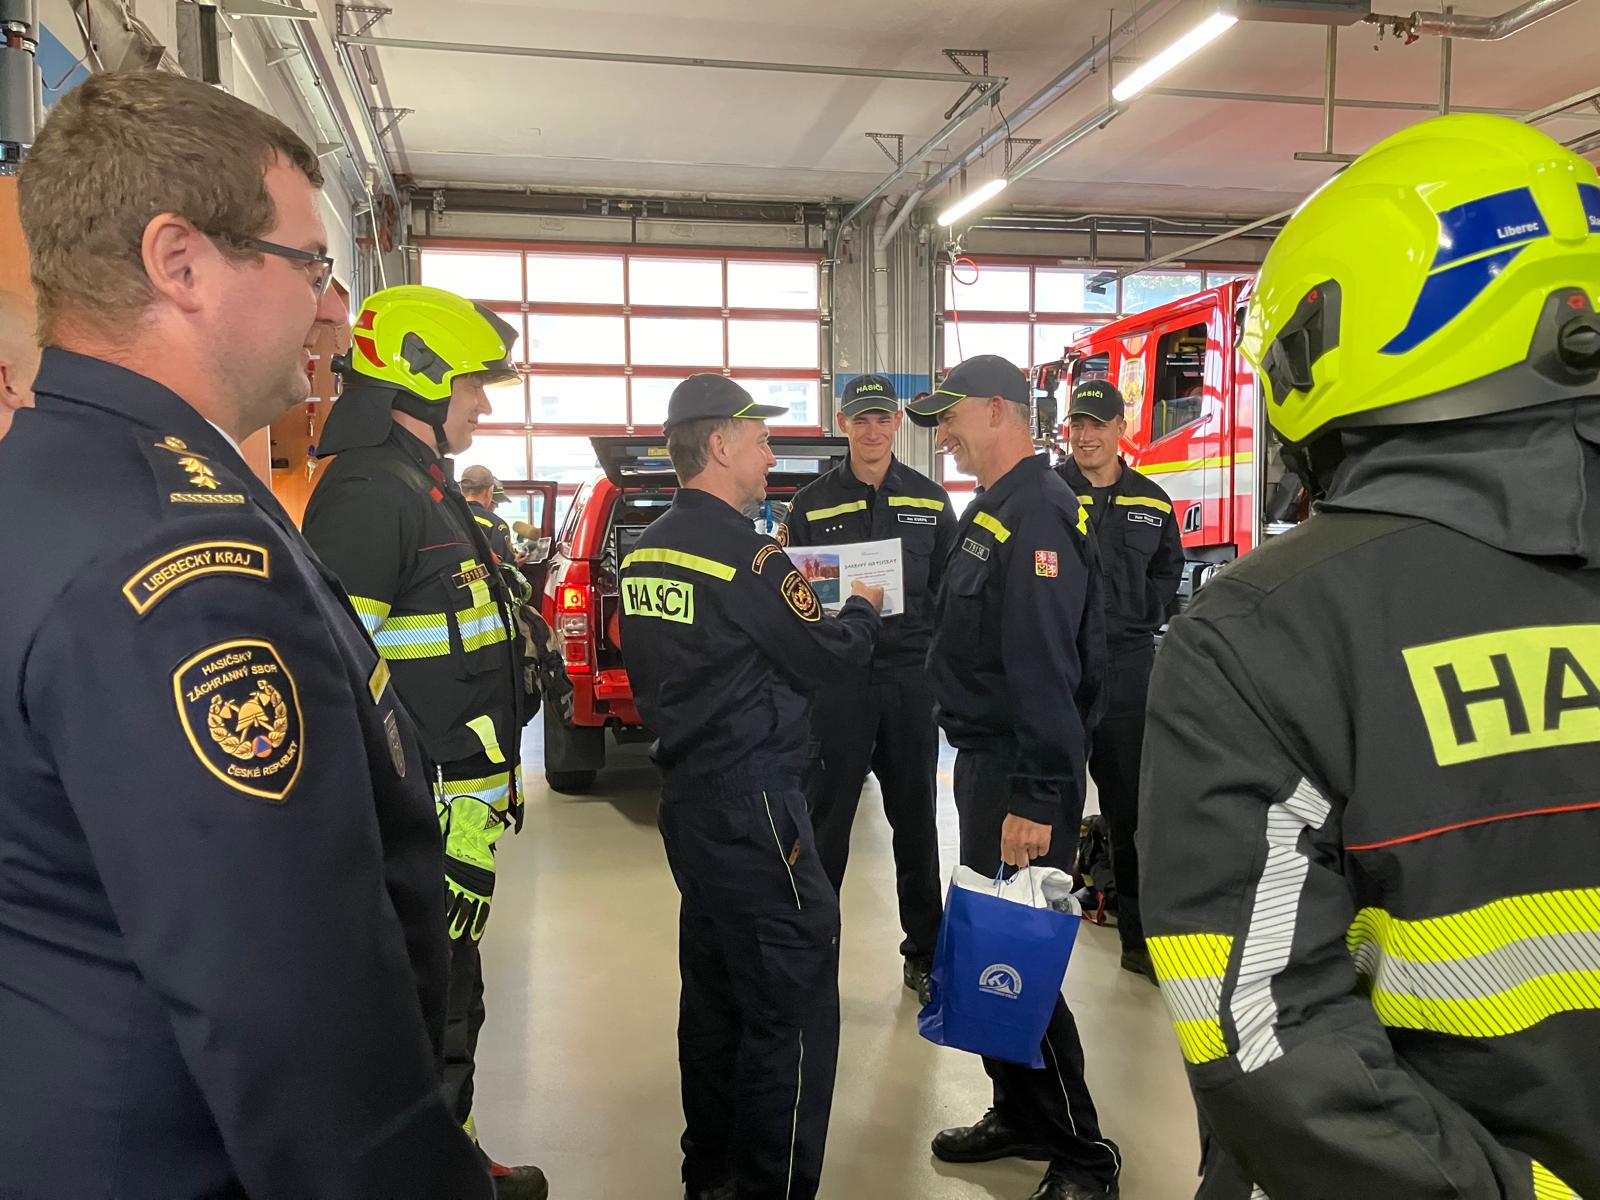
[788,538,906,616]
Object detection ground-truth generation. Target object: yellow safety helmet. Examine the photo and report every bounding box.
[347,284,520,404]
[1242,114,1600,450]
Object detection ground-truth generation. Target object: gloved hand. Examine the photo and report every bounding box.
[498,563,534,608]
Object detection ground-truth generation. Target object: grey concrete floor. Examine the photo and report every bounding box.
[472,726,1201,1200]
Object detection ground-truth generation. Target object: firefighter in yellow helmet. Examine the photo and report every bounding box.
[302,285,548,1199]
[1139,114,1600,1198]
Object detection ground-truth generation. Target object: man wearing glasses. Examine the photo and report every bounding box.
[0,72,492,1199]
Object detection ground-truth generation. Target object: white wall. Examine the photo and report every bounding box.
[35,0,358,294]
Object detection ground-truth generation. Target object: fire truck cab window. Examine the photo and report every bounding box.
[1076,352,1111,386]
[1152,323,1207,442]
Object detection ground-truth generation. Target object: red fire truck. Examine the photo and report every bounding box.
[1035,276,1304,597]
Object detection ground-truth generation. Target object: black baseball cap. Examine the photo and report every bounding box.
[840,373,899,417]
[905,354,1029,428]
[1069,379,1125,424]
[662,373,785,434]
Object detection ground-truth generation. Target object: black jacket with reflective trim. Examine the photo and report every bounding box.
[1140,511,1600,1200]
[781,454,956,679]
[619,488,881,786]
[0,350,488,1200]
[926,454,1107,826]
[304,426,521,771]
[1057,456,1184,658]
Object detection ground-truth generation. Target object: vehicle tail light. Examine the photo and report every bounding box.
[559,584,589,614]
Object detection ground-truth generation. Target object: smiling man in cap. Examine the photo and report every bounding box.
[909,354,1122,1200]
[619,373,884,1200]
[781,372,956,1006]
[1056,378,1183,984]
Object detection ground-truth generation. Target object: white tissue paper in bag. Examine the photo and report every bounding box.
[950,866,1082,915]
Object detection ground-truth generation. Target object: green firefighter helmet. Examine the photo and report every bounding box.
[1241,113,1600,450]
[347,284,520,403]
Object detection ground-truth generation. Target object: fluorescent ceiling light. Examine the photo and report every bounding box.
[938,177,1009,227]
[1112,12,1238,102]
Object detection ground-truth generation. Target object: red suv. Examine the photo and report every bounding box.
[536,434,848,792]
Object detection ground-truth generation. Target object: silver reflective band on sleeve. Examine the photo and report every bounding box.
[1231,778,1333,1073]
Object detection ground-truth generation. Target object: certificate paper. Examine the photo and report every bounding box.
[787,538,905,616]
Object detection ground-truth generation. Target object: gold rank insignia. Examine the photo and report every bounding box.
[152,435,246,505]
[781,570,822,622]
[172,639,304,801]
[775,522,790,547]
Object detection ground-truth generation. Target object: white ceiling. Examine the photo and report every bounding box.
[353,0,1600,218]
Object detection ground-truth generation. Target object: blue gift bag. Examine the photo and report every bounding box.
[918,867,1081,1068]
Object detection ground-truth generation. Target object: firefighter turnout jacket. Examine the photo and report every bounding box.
[619,487,881,784]
[305,425,522,774]
[780,454,956,678]
[0,350,488,1199]
[1140,512,1600,1199]
[1057,456,1184,656]
[926,455,1107,826]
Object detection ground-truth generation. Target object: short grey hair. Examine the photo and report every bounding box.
[667,416,734,482]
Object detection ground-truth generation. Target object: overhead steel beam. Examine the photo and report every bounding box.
[919,0,1185,197]
[1008,103,1125,184]
[1146,85,1598,120]
[1109,207,1298,281]
[340,34,1004,85]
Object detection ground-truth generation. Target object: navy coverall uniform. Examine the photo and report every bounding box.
[0,350,489,1200]
[927,454,1121,1193]
[1057,456,1183,959]
[304,422,525,1133]
[620,487,880,1200]
[779,454,956,964]
[470,497,516,565]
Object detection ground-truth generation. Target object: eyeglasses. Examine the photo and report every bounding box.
[243,237,336,298]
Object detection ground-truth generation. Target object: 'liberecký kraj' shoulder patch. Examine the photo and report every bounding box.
[172,639,304,801]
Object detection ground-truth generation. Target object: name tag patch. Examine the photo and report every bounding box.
[122,540,270,615]
[962,538,990,562]
[173,639,304,802]
[1127,511,1163,527]
[623,576,696,624]
[898,513,937,526]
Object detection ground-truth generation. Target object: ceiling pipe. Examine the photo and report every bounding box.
[877,186,925,249]
[340,34,1004,85]
[918,0,1185,197]
[1008,103,1126,184]
[836,77,1008,235]
[1366,0,1583,39]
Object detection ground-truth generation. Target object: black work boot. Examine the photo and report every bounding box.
[1119,947,1158,986]
[1030,1168,1120,1199]
[931,1108,1051,1163]
[489,1160,549,1200]
[903,955,933,1006]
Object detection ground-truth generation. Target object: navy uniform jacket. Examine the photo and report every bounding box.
[780,454,957,679]
[469,498,515,565]
[619,488,881,785]
[927,455,1107,826]
[1057,456,1184,658]
[0,350,489,1200]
